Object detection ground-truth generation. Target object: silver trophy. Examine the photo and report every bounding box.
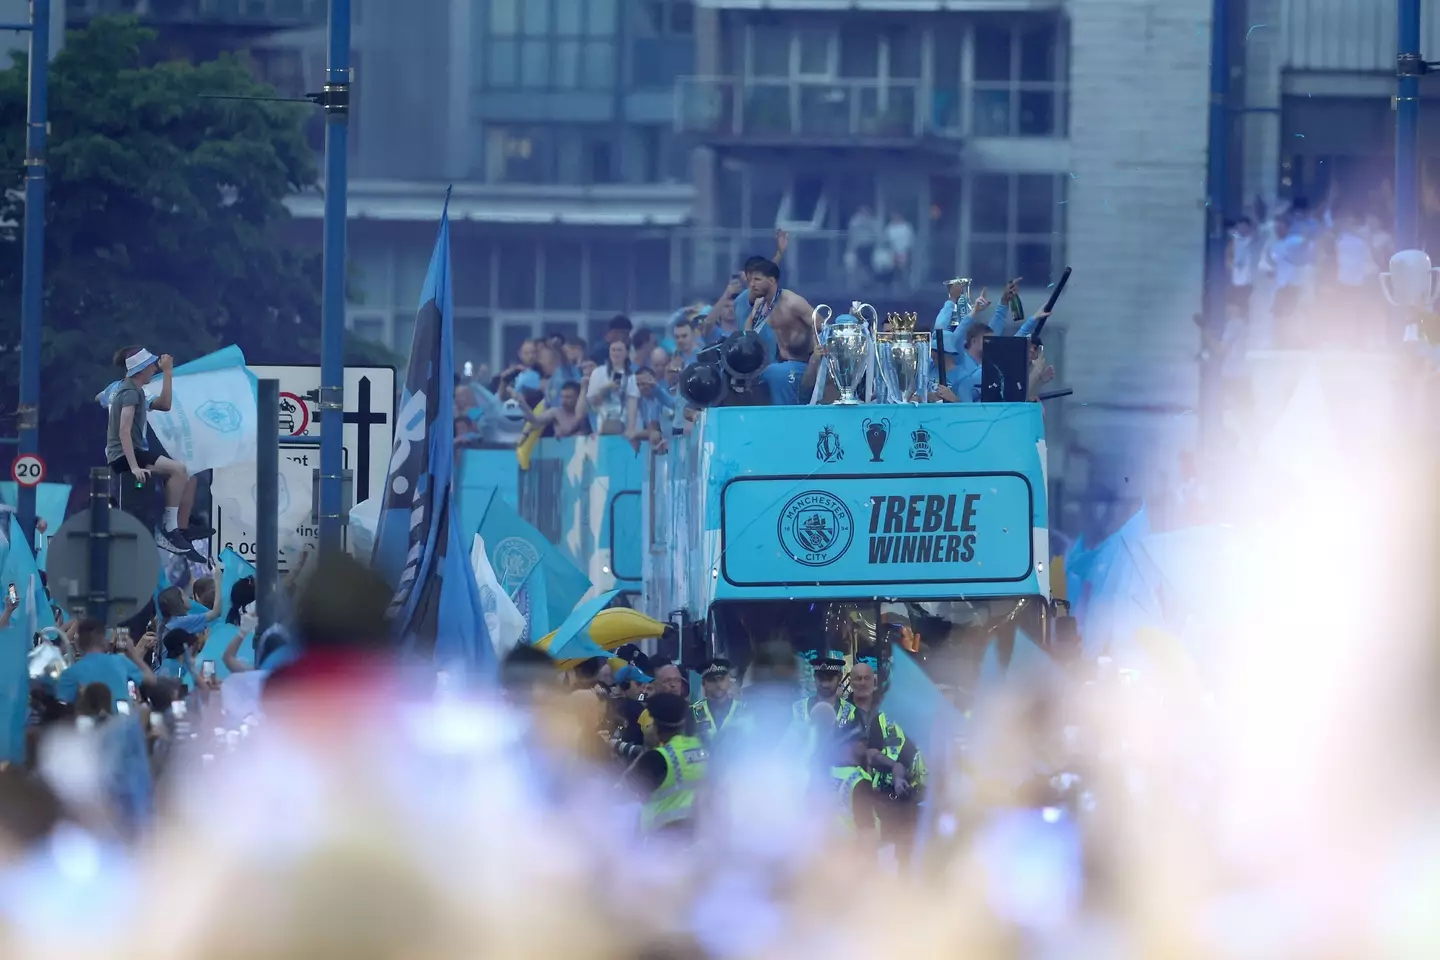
[812,302,875,405]
[876,311,932,404]
[945,278,973,329]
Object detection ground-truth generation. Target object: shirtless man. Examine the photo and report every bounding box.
[743,257,816,363]
[519,380,590,438]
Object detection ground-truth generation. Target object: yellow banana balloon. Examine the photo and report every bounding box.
[534,607,668,671]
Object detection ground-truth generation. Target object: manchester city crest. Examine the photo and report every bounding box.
[777,490,854,567]
[493,536,541,595]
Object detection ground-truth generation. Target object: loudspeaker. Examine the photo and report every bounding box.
[981,335,1030,403]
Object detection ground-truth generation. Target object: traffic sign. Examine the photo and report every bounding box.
[278,392,310,436]
[247,365,395,506]
[212,443,349,572]
[46,506,160,627]
[11,453,44,487]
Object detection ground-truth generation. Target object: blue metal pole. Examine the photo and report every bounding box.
[1199,0,1229,452]
[87,468,110,626]
[317,0,351,553]
[1397,0,1422,250]
[16,0,49,546]
[256,380,279,640]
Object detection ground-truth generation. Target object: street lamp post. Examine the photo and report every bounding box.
[1396,0,1422,252]
[317,0,351,553]
[4,0,50,546]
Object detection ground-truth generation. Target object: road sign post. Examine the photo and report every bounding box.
[11,0,50,546]
[10,452,44,486]
[46,469,159,627]
[257,379,279,637]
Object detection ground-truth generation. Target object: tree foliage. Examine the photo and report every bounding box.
[0,17,333,478]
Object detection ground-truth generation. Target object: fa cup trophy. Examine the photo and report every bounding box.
[876,311,932,404]
[812,301,876,405]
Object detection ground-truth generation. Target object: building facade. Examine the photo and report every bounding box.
[67,0,1219,527]
[277,0,700,374]
[1237,0,1440,214]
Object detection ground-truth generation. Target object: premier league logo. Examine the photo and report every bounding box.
[777,490,854,567]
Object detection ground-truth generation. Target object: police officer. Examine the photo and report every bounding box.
[793,653,845,725]
[627,692,709,837]
[825,723,879,840]
[691,658,741,743]
[842,660,928,864]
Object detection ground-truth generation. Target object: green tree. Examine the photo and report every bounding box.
[0,17,325,480]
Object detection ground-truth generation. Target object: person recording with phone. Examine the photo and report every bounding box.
[55,619,155,709]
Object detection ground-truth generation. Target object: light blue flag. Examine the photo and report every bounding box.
[95,345,258,475]
[0,481,71,571]
[883,645,966,763]
[475,487,590,645]
[1063,533,1092,611]
[545,589,621,661]
[977,637,1006,691]
[371,191,493,673]
[1076,506,1156,656]
[1010,629,1066,687]
[0,519,49,763]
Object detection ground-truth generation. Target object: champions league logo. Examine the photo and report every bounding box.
[777,490,854,567]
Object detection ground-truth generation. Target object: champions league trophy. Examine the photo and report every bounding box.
[812,301,876,405]
[876,311,932,404]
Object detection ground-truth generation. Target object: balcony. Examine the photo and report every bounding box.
[676,75,948,149]
[675,228,940,305]
[67,0,326,28]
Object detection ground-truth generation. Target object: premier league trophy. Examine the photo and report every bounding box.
[876,311,933,404]
[812,302,875,405]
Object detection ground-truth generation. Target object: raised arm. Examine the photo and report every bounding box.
[151,354,175,411]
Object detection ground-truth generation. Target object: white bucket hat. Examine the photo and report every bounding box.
[124,348,159,377]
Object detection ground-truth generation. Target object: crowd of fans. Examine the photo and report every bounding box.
[451,232,1060,451]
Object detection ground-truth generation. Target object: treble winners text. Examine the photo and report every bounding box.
[867,494,980,564]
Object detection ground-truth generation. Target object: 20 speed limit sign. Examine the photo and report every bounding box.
[10,453,44,487]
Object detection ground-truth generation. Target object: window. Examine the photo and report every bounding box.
[456,317,495,375]
[498,240,539,310]
[629,0,695,88]
[590,240,632,312]
[392,312,415,356]
[543,241,585,310]
[633,125,689,184]
[484,0,617,90]
[484,124,617,185]
[969,18,1065,137]
[965,173,1066,283]
[453,236,494,309]
[632,237,673,312]
[351,315,387,347]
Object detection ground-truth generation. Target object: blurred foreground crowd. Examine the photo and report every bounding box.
[0,548,1436,958]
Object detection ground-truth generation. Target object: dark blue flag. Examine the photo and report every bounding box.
[372,192,493,671]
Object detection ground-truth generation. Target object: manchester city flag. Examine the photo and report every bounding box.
[372,190,493,672]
